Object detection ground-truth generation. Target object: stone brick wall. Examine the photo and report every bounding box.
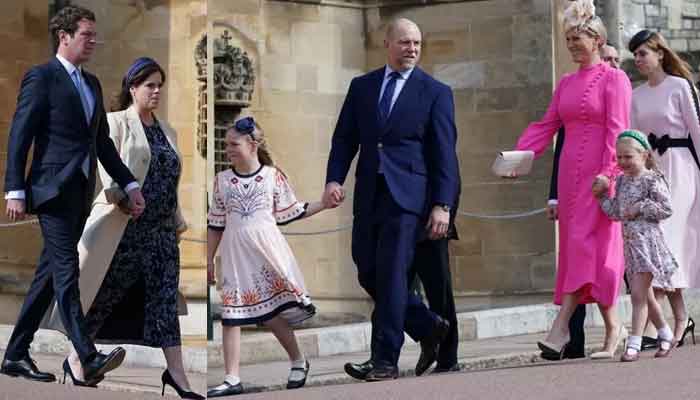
[70,0,209,300]
[365,0,556,294]
[1,0,561,320]
[205,0,559,315]
[0,1,208,324]
[207,0,370,313]
[0,1,50,323]
[622,0,700,52]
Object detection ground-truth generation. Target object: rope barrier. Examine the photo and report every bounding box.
[281,224,353,236]
[0,207,546,238]
[0,218,39,228]
[457,208,546,219]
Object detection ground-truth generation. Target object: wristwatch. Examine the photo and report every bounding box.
[437,203,451,212]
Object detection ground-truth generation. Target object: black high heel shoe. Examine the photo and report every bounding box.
[677,317,696,347]
[161,369,204,399]
[538,341,570,361]
[62,359,103,387]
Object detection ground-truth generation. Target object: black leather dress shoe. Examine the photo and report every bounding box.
[344,359,375,380]
[1,356,56,382]
[415,316,450,376]
[207,381,244,397]
[365,365,399,381]
[83,347,126,381]
[287,360,310,389]
[431,363,461,374]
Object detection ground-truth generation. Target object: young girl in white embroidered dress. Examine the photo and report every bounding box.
[206,117,336,397]
[592,131,677,362]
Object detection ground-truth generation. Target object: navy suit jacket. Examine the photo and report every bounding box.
[326,66,459,217]
[4,57,135,213]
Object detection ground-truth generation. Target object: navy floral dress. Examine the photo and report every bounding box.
[85,120,182,348]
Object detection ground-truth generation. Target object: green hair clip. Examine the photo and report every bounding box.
[617,129,650,150]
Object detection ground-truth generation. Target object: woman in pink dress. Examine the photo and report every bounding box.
[514,0,631,358]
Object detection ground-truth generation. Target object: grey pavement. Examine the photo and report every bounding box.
[208,290,700,367]
[208,327,617,394]
[0,351,206,398]
[230,344,700,400]
[0,324,207,373]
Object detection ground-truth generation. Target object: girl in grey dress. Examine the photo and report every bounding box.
[592,130,677,362]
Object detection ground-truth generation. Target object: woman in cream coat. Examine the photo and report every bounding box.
[45,58,202,399]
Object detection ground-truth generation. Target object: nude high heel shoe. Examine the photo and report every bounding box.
[591,326,628,360]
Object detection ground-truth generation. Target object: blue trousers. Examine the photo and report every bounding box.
[4,173,97,364]
[351,176,437,366]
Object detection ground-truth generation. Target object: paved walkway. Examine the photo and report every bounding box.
[0,351,206,399]
[208,328,614,394]
[231,345,700,400]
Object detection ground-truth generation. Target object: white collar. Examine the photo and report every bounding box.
[384,65,413,80]
[56,53,81,77]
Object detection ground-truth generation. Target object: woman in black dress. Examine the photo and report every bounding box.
[63,58,203,399]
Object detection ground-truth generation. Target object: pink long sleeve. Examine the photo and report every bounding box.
[515,75,568,157]
[678,79,700,157]
[600,69,631,177]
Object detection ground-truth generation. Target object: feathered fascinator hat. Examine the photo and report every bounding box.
[563,0,602,37]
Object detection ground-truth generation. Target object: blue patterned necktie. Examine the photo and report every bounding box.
[72,69,93,124]
[72,69,93,177]
[379,71,401,125]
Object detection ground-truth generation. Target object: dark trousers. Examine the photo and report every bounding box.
[4,173,97,364]
[351,176,437,366]
[409,238,459,367]
[568,304,586,355]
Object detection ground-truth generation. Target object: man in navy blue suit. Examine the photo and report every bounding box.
[324,18,460,381]
[1,6,145,385]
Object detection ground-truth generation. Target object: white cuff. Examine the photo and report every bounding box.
[547,199,558,206]
[5,190,26,200]
[124,182,140,193]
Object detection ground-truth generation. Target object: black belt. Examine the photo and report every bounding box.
[648,133,692,156]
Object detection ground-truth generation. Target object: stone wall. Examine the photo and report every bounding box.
[206,0,557,316]
[207,0,370,313]
[365,0,556,295]
[0,0,208,324]
[1,0,561,321]
[0,1,50,323]
[67,0,208,300]
[622,0,700,52]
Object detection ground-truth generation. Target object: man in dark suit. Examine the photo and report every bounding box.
[409,182,461,373]
[1,6,145,384]
[324,18,460,381]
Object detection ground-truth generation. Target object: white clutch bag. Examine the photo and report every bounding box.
[491,150,535,177]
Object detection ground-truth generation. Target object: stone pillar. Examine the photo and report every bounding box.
[602,0,623,49]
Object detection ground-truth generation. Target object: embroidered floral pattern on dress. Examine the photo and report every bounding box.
[208,166,315,326]
[227,174,269,219]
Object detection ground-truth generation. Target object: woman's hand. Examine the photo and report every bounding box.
[117,197,132,215]
[591,175,610,198]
